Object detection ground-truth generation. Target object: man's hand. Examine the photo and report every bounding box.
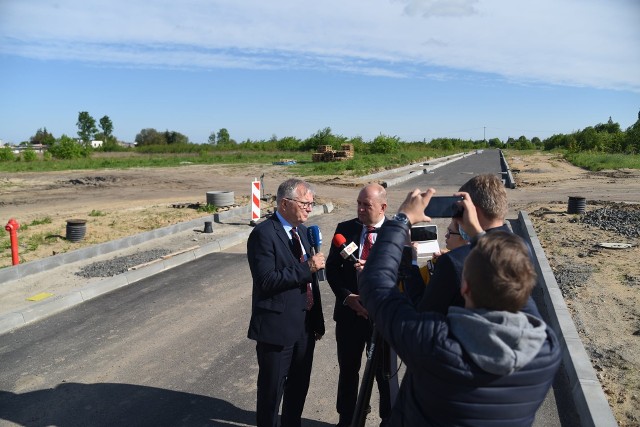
[397,188,436,225]
[344,293,369,319]
[354,259,366,272]
[307,252,325,273]
[453,191,483,238]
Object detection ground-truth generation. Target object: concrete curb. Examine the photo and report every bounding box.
[0,204,332,335]
[0,213,219,284]
[499,149,516,189]
[517,211,617,427]
[361,152,467,182]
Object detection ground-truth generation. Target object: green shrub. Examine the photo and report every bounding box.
[0,146,15,161]
[23,149,37,162]
[48,135,88,159]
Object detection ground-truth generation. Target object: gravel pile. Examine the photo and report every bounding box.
[76,249,172,278]
[581,203,640,239]
[554,263,593,298]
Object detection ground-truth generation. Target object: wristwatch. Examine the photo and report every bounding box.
[392,212,411,227]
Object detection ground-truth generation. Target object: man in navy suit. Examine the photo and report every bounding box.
[247,178,326,427]
[326,183,392,427]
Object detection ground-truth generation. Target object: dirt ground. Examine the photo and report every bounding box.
[1,152,639,426]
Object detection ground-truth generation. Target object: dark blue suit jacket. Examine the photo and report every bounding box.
[326,218,363,322]
[247,214,325,346]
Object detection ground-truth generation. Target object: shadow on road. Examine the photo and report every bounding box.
[0,382,332,427]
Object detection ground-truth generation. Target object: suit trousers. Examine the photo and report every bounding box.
[256,327,315,427]
[335,316,391,424]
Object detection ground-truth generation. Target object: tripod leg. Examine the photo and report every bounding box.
[351,329,383,427]
[383,342,400,406]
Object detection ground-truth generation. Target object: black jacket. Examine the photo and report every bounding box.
[326,218,364,322]
[246,214,325,345]
[359,220,562,426]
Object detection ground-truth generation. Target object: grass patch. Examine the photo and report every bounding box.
[0,148,457,175]
[197,204,219,213]
[89,209,107,217]
[29,217,52,226]
[563,152,640,171]
[17,217,52,231]
[24,232,51,252]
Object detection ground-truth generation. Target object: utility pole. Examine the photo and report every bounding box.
[483,126,486,142]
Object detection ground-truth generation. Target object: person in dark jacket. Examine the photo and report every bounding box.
[247,178,326,427]
[326,183,392,427]
[359,188,562,427]
[417,173,516,314]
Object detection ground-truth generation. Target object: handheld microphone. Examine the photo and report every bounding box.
[332,233,359,263]
[307,225,326,281]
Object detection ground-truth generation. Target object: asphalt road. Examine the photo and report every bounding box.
[0,149,569,426]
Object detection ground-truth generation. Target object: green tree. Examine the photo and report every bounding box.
[30,127,56,145]
[594,117,621,134]
[164,130,189,145]
[49,134,87,159]
[76,111,97,143]
[217,128,231,145]
[302,127,347,151]
[135,128,166,146]
[99,116,114,140]
[276,136,301,151]
[623,110,640,154]
[370,134,400,154]
[208,131,216,145]
[487,138,503,148]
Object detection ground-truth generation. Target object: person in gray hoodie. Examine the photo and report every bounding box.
[358,188,562,426]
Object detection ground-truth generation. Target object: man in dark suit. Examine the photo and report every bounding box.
[247,178,326,427]
[326,183,391,427]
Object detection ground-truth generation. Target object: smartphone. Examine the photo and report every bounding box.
[424,196,464,218]
[410,225,438,242]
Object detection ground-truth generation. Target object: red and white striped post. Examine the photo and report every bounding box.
[251,178,261,224]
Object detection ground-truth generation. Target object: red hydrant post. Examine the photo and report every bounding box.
[5,218,20,265]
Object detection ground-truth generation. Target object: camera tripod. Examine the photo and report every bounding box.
[351,255,417,426]
[350,327,399,427]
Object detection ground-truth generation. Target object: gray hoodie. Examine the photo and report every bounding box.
[447,306,548,375]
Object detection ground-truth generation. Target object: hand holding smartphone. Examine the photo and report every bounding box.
[424,196,464,218]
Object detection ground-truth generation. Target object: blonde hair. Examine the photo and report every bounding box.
[459,174,508,221]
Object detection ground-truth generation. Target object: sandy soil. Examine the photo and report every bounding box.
[1,152,639,425]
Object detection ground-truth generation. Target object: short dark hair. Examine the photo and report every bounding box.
[459,174,508,221]
[463,232,536,312]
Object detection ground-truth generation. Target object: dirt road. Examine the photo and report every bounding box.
[1,151,639,425]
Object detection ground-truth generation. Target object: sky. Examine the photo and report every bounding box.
[1,0,639,145]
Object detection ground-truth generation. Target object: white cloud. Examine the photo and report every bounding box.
[400,0,479,17]
[1,0,638,91]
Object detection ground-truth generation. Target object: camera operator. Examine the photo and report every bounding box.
[357,188,562,426]
[416,174,517,314]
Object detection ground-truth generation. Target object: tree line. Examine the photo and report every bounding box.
[4,110,639,162]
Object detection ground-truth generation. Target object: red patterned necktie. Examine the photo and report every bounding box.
[291,228,314,311]
[360,226,376,260]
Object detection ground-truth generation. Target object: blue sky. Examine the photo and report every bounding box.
[1,0,639,145]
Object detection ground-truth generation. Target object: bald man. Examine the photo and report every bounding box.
[326,183,392,427]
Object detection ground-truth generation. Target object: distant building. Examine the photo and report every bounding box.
[90,140,103,148]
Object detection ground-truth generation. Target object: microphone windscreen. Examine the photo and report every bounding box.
[307,225,322,248]
[332,233,347,247]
